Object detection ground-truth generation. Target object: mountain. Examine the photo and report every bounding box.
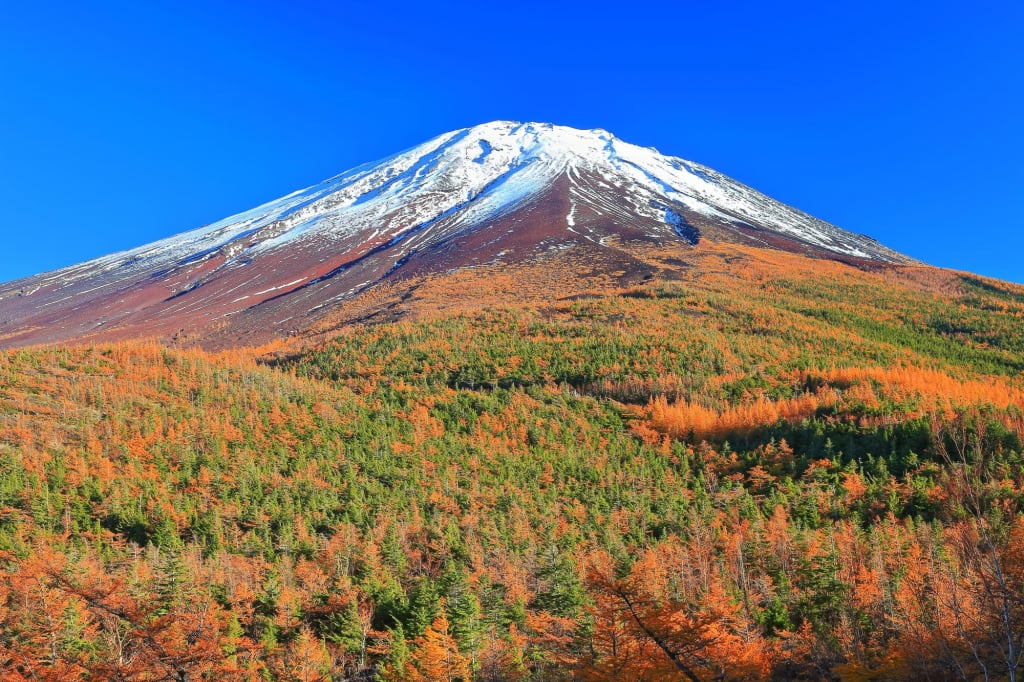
[4,124,1024,679]
[0,121,913,348]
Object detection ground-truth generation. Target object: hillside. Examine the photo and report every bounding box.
[2,243,1023,680]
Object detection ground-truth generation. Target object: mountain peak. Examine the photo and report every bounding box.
[0,122,913,348]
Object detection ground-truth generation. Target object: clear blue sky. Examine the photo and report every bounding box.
[1,1,1022,284]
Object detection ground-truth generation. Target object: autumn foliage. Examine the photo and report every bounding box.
[2,244,1024,679]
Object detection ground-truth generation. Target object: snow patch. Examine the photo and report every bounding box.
[253,278,305,297]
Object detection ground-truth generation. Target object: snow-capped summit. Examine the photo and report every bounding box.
[0,121,912,348]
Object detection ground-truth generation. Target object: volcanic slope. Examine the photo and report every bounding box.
[0,121,912,348]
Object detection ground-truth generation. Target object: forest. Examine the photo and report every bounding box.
[1,244,1024,680]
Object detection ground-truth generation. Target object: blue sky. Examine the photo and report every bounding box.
[1,1,1022,284]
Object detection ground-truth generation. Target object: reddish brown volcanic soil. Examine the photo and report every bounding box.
[0,169,902,351]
